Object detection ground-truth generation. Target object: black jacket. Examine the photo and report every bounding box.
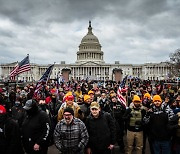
[0,115,24,154]
[11,105,26,127]
[21,109,51,153]
[143,104,175,141]
[85,111,116,151]
[105,100,126,123]
[79,103,91,123]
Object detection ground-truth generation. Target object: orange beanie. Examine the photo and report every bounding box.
[144,93,151,99]
[133,95,141,102]
[84,95,90,102]
[153,95,162,103]
[88,90,94,95]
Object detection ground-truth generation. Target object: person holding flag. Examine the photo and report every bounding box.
[117,75,128,108]
[33,64,54,100]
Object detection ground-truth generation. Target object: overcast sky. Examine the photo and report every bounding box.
[0,0,179,65]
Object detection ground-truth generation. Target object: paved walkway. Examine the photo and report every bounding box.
[48,140,151,154]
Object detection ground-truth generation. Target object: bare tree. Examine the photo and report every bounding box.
[168,49,180,77]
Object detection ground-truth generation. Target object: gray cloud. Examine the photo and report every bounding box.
[0,0,179,65]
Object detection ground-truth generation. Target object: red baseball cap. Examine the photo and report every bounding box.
[50,89,56,94]
[66,95,74,101]
[0,105,6,114]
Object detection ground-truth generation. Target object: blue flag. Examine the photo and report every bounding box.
[33,64,54,99]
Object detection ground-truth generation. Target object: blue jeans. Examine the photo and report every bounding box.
[152,140,171,154]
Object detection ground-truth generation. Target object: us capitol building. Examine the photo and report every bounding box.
[0,21,170,82]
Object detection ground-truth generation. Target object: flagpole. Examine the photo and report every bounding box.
[16,58,19,87]
[27,54,34,83]
[26,54,32,83]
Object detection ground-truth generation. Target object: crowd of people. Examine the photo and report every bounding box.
[0,78,180,154]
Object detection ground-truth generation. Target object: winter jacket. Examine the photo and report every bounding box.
[54,118,89,153]
[21,110,51,153]
[86,111,116,151]
[105,100,126,123]
[0,116,24,154]
[11,105,26,127]
[57,102,83,121]
[143,104,175,141]
[79,103,91,122]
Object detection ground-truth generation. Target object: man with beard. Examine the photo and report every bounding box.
[0,105,24,154]
[54,107,89,154]
[57,94,83,122]
[21,99,51,154]
[79,94,92,123]
[143,95,175,154]
[123,95,146,154]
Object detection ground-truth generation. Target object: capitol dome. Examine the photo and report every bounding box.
[76,21,104,64]
[81,24,99,44]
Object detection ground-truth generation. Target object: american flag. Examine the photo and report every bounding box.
[117,75,128,107]
[33,64,54,99]
[10,62,19,80]
[10,55,31,80]
[16,55,31,75]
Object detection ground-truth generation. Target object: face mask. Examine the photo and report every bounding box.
[26,105,38,116]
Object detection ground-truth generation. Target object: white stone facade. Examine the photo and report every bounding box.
[0,21,170,82]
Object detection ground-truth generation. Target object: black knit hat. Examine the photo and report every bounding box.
[64,107,74,116]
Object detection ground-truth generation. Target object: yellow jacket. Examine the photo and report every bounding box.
[57,102,84,121]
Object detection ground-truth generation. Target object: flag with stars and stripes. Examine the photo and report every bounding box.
[117,75,128,107]
[9,55,31,80]
[33,64,54,99]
